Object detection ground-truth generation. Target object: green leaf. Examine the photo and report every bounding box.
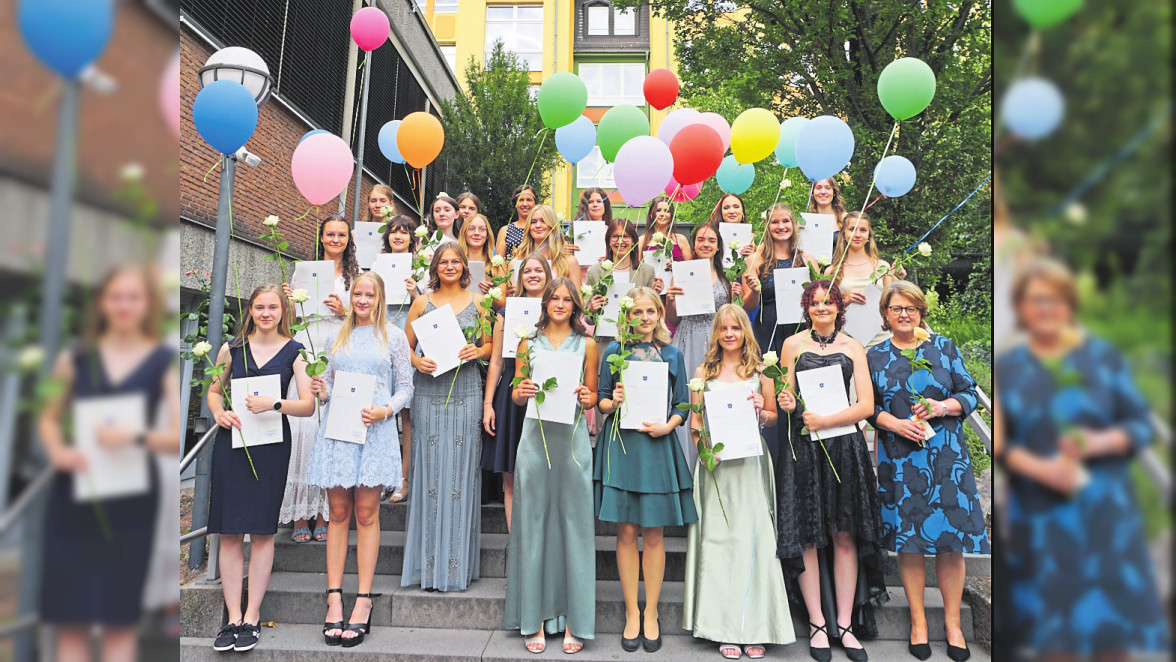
[535,391,546,405]
[543,377,558,390]
[712,442,724,453]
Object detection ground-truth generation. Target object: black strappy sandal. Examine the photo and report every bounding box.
[340,593,376,648]
[837,624,868,662]
[322,588,344,646]
[808,622,831,662]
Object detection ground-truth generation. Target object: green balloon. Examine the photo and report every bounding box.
[536,73,588,130]
[1013,0,1083,29]
[596,104,650,162]
[877,58,936,121]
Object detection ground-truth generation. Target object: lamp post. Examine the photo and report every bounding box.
[188,47,273,573]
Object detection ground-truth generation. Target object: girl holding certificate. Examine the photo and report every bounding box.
[495,184,538,261]
[38,267,182,661]
[683,304,794,659]
[826,212,900,347]
[515,205,582,288]
[741,203,817,360]
[505,278,600,655]
[808,178,847,229]
[706,193,755,259]
[402,244,492,591]
[638,195,692,261]
[380,214,422,331]
[666,223,742,465]
[457,213,495,294]
[595,286,697,654]
[306,273,414,647]
[576,186,613,224]
[775,280,888,662]
[427,193,462,243]
[585,218,664,344]
[205,284,316,652]
[280,214,359,543]
[482,254,553,529]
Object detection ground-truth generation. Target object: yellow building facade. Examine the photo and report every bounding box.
[417,0,679,217]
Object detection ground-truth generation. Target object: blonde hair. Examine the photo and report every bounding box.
[331,272,390,354]
[1012,257,1079,313]
[879,280,930,332]
[701,304,761,381]
[85,266,164,347]
[514,252,553,295]
[458,213,493,263]
[516,205,572,278]
[366,184,396,222]
[830,211,880,283]
[623,286,672,347]
[754,203,803,280]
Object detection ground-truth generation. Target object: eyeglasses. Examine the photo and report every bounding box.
[887,305,920,316]
[609,234,631,243]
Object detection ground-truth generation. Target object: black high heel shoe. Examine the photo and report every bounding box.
[340,593,375,648]
[837,624,868,662]
[907,641,932,660]
[945,625,970,661]
[621,612,641,652]
[807,622,831,662]
[322,588,344,646]
[642,617,662,653]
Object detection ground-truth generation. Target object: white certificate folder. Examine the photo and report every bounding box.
[795,364,858,438]
[619,361,669,430]
[72,394,150,502]
[325,371,377,444]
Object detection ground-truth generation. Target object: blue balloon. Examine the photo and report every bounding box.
[555,116,597,164]
[794,115,855,182]
[873,155,917,198]
[715,155,755,194]
[18,0,114,78]
[191,80,259,155]
[300,129,330,143]
[377,120,406,164]
[774,116,809,168]
[1001,77,1064,140]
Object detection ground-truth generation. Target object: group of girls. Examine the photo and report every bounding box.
[202,179,987,662]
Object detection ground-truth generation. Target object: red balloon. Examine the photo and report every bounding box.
[664,177,702,202]
[643,69,680,111]
[668,124,723,186]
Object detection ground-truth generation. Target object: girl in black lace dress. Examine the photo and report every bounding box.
[775,280,888,662]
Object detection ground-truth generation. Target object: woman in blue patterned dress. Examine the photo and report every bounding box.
[996,258,1168,659]
[306,273,414,648]
[866,281,989,661]
[402,244,492,592]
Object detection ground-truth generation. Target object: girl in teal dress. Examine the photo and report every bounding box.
[504,278,600,655]
[594,286,698,653]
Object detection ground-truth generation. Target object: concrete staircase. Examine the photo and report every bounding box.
[181,500,990,660]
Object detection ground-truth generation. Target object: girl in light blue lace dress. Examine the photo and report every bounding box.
[306,272,414,647]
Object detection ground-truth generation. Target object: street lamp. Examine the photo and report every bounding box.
[189,46,272,573]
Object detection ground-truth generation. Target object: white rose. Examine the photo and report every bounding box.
[651,231,666,244]
[262,215,280,227]
[580,284,594,300]
[119,162,144,182]
[381,206,394,218]
[762,351,778,367]
[514,325,530,340]
[414,226,429,238]
[16,346,43,371]
[618,295,635,311]
[817,255,831,267]
[688,378,705,392]
[917,242,932,257]
[1065,202,1087,225]
[601,259,614,272]
[421,248,435,262]
[780,178,792,190]
[489,287,504,302]
[729,239,741,251]
[192,341,213,358]
[290,288,310,303]
[491,255,505,268]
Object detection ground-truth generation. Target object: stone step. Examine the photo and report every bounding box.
[179,624,993,661]
[272,528,989,587]
[373,501,689,537]
[181,571,973,642]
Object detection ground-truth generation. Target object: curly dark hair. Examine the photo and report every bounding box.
[800,279,847,331]
[316,214,360,291]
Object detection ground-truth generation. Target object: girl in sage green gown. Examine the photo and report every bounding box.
[503,278,600,655]
[683,305,795,659]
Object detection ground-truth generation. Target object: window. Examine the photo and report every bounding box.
[440,45,457,74]
[579,62,645,106]
[433,0,457,13]
[614,7,635,35]
[528,84,540,101]
[583,2,637,37]
[587,5,610,35]
[486,5,544,72]
[577,146,615,189]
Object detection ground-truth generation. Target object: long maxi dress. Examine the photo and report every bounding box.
[683,375,795,646]
[401,296,484,591]
[503,332,596,638]
[750,255,804,464]
[671,278,731,467]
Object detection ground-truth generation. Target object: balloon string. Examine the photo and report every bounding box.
[824,120,898,289]
[864,194,884,211]
[202,157,223,184]
[902,173,992,255]
[521,128,550,190]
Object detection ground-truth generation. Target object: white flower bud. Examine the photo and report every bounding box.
[262,215,280,227]
[192,341,213,358]
[917,242,932,257]
[688,378,705,392]
[762,351,778,367]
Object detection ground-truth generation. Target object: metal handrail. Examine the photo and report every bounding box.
[181,526,208,545]
[0,466,53,534]
[180,426,217,475]
[0,614,37,640]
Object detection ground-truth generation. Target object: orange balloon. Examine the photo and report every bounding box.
[396,112,444,169]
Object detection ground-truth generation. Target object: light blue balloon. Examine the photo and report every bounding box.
[378,120,406,164]
[18,0,114,78]
[300,129,330,143]
[774,116,809,168]
[555,115,597,164]
[715,155,755,194]
[191,80,259,155]
[794,115,855,182]
[1001,77,1064,140]
[873,155,917,197]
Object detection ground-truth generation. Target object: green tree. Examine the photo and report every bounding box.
[438,41,563,233]
[620,0,993,296]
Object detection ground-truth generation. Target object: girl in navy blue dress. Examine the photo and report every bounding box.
[205,284,316,652]
[39,267,181,662]
[996,259,1168,659]
[866,281,989,661]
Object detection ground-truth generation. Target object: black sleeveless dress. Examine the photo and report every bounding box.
[207,340,303,535]
[753,255,802,464]
[775,351,889,640]
[40,345,172,626]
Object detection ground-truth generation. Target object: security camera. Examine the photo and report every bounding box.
[233,148,262,167]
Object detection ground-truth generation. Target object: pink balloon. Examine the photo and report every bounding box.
[691,112,732,154]
[657,107,699,146]
[291,134,354,206]
[160,48,180,139]
[663,177,702,202]
[614,136,674,207]
[350,7,390,52]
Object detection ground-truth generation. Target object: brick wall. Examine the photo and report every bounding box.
[180,28,416,262]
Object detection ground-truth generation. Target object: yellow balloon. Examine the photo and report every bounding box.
[730,108,781,164]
